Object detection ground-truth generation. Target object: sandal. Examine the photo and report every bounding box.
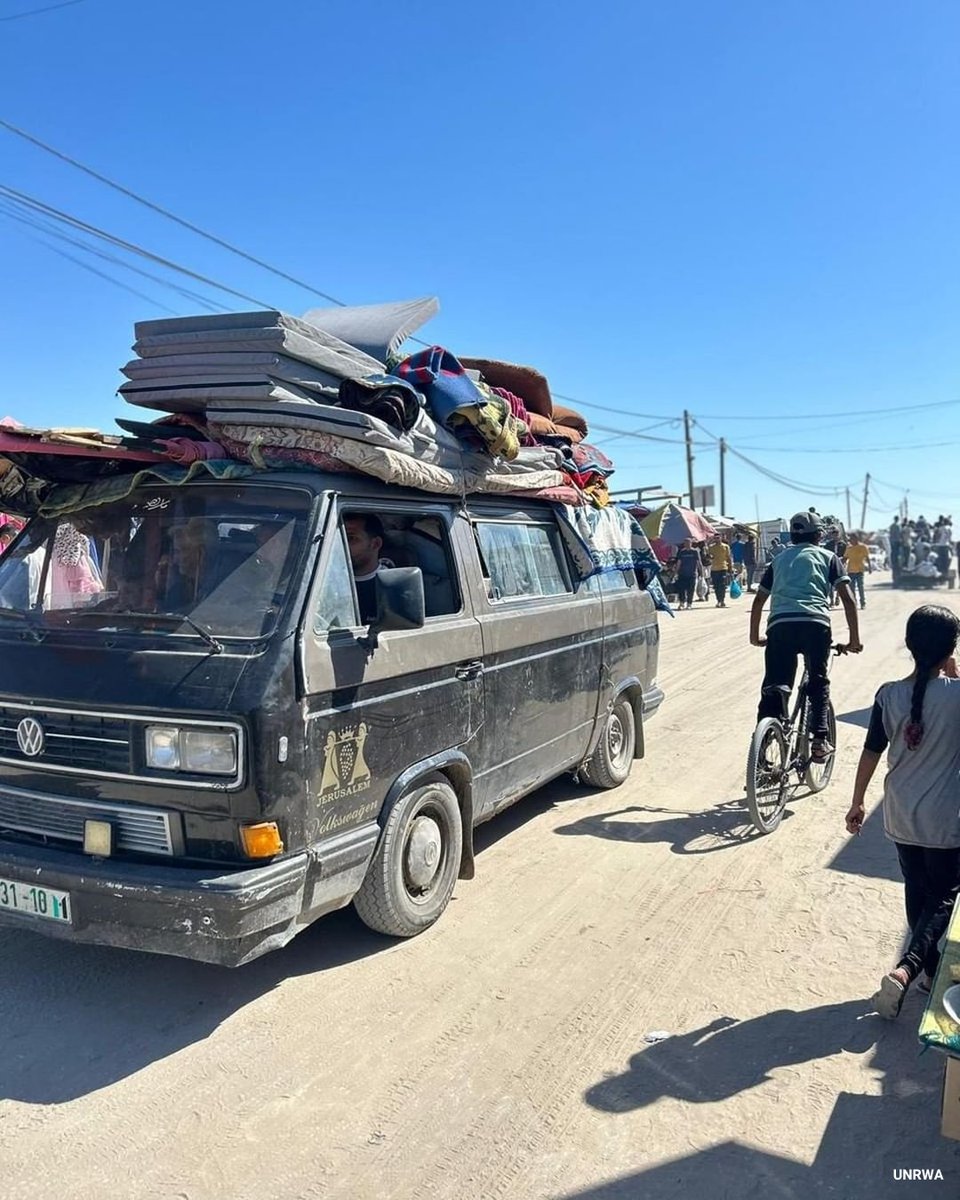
[810,738,834,764]
[873,971,908,1019]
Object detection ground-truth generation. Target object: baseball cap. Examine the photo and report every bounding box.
[790,511,822,534]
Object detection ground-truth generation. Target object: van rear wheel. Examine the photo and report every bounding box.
[580,696,636,789]
[354,777,463,937]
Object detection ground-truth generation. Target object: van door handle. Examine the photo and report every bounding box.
[455,660,484,681]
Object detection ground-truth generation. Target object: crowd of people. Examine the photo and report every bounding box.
[665,533,763,609]
[889,514,955,586]
[663,521,873,612]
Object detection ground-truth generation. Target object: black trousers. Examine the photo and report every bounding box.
[895,843,960,980]
[677,576,696,606]
[710,570,728,602]
[757,621,832,737]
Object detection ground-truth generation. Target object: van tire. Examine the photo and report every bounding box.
[580,696,636,789]
[354,777,463,938]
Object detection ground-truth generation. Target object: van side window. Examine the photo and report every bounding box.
[364,512,461,620]
[396,517,461,619]
[474,521,572,600]
[313,527,358,633]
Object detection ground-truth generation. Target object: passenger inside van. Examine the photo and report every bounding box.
[343,512,458,623]
[344,514,394,623]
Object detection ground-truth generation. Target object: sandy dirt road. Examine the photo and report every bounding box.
[3,577,960,1199]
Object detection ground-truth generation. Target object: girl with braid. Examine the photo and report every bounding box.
[845,605,960,1018]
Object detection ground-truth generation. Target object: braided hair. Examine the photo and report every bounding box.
[904,604,960,749]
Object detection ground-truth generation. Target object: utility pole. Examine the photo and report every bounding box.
[845,487,852,530]
[719,438,727,516]
[860,472,870,530]
[683,410,695,507]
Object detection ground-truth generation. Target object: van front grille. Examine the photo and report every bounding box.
[0,705,131,774]
[0,785,174,855]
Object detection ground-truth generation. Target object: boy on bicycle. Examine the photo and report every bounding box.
[750,511,863,762]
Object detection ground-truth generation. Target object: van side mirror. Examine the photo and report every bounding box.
[360,567,425,649]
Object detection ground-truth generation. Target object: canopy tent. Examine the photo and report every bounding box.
[641,502,716,545]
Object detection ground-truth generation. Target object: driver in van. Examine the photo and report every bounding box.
[344,514,395,624]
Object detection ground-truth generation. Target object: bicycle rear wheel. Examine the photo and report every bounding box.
[746,717,789,834]
[804,700,838,792]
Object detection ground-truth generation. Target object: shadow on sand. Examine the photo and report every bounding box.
[570,996,959,1198]
[0,776,583,1105]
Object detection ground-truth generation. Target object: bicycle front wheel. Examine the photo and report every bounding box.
[804,701,838,792]
[746,717,789,834]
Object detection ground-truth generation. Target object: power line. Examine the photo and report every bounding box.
[6,119,958,449]
[0,199,230,311]
[723,444,852,498]
[872,477,959,505]
[0,117,346,305]
[0,184,273,308]
[701,398,960,421]
[0,0,89,20]
[552,391,960,428]
[551,392,675,420]
[40,242,179,314]
[696,437,960,455]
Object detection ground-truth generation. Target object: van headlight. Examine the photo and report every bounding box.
[145,726,238,776]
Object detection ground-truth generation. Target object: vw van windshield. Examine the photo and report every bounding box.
[0,484,313,640]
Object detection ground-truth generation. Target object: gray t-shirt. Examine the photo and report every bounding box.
[865,676,960,848]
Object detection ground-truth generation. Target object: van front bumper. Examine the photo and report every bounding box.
[0,825,378,967]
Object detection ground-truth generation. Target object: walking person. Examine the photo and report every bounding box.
[708,537,733,607]
[890,516,903,585]
[743,536,758,592]
[845,605,960,1017]
[731,534,745,587]
[844,533,872,610]
[696,541,711,601]
[674,538,701,610]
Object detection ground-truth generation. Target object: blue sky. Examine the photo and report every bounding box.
[1,0,958,526]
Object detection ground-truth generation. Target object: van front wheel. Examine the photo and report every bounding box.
[579,696,636,789]
[354,777,463,937]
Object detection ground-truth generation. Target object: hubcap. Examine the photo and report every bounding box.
[405,815,443,891]
[608,715,625,760]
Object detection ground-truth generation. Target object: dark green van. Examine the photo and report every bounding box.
[0,471,662,964]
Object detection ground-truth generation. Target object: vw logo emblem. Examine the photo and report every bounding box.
[16,717,45,758]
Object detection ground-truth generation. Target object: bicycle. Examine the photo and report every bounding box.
[745,645,848,834]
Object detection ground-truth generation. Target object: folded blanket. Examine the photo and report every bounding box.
[338,374,423,434]
[155,438,228,465]
[447,382,525,460]
[526,412,567,440]
[573,442,615,476]
[458,358,553,417]
[491,386,537,447]
[393,346,484,428]
[552,404,589,439]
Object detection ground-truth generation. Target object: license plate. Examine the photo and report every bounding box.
[0,876,72,923]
